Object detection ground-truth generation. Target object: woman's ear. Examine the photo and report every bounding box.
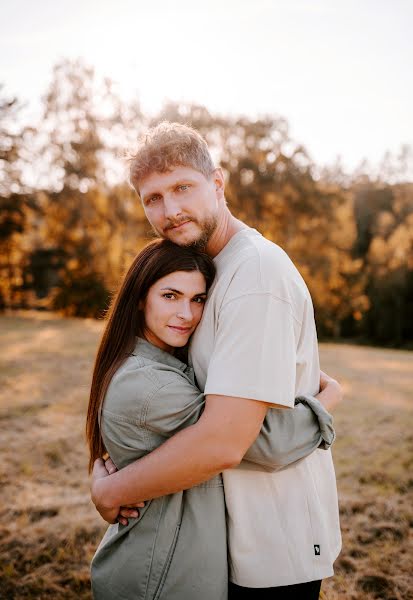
[138,299,144,310]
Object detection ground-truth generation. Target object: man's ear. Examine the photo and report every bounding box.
[212,167,225,198]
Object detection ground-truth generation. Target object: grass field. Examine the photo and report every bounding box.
[0,312,412,600]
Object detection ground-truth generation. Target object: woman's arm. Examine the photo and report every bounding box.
[94,369,207,524]
[242,371,341,470]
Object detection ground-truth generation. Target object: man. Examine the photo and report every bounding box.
[92,122,342,598]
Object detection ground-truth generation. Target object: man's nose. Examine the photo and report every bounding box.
[163,194,182,220]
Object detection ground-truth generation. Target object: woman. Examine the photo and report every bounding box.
[86,239,338,600]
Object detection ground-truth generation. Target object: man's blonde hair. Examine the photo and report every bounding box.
[129,122,215,194]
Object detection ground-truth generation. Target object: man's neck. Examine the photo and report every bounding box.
[205,209,248,258]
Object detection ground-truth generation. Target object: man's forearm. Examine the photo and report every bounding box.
[93,394,269,510]
[93,420,239,509]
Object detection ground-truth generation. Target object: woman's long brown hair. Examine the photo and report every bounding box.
[86,238,215,472]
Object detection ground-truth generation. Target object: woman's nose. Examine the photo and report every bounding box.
[176,301,193,321]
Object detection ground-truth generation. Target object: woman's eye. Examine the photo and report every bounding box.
[163,293,175,299]
[193,297,206,304]
[178,184,190,191]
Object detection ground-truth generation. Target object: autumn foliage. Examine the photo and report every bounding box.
[1,60,412,345]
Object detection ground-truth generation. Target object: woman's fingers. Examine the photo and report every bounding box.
[318,369,343,411]
[319,370,330,390]
[319,370,338,391]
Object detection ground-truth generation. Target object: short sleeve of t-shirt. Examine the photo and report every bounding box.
[204,293,296,407]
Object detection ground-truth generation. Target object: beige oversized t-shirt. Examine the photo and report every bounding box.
[190,228,341,587]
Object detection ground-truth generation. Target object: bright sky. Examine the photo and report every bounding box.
[1,0,412,173]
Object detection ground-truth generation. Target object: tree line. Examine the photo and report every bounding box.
[1,59,412,346]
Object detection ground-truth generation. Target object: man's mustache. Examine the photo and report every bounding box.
[164,217,195,231]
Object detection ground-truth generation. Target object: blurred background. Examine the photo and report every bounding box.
[0,1,412,599]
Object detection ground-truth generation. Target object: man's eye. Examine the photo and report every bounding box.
[193,297,206,304]
[147,196,160,204]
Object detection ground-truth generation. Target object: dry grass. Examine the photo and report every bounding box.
[0,313,412,599]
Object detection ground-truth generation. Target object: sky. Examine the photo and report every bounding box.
[1,0,412,173]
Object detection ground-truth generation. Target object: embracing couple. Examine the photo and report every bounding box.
[86,122,342,599]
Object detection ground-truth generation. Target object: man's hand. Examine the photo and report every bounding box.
[91,458,144,526]
[317,370,343,411]
[91,458,120,524]
[103,455,118,475]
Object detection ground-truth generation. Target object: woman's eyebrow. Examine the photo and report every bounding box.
[160,287,183,295]
[160,288,207,296]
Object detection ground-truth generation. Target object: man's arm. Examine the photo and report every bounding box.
[92,394,270,512]
[95,372,342,523]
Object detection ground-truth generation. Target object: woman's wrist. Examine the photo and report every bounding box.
[316,379,342,412]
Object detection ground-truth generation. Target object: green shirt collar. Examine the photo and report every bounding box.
[132,337,188,372]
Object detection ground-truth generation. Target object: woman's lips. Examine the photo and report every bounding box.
[168,325,192,334]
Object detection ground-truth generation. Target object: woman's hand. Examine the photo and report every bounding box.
[316,370,343,412]
[91,458,145,526]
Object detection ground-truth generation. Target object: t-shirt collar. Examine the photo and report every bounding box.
[213,227,260,269]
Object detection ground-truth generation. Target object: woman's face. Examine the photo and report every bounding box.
[142,270,207,353]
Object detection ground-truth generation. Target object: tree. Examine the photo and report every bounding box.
[28,59,147,315]
[353,184,413,344]
[0,86,33,308]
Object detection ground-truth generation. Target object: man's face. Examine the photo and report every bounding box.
[138,166,223,248]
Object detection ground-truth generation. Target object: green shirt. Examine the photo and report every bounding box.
[92,338,227,600]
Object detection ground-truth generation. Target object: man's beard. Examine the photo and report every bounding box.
[186,214,218,250]
[160,214,218,250]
